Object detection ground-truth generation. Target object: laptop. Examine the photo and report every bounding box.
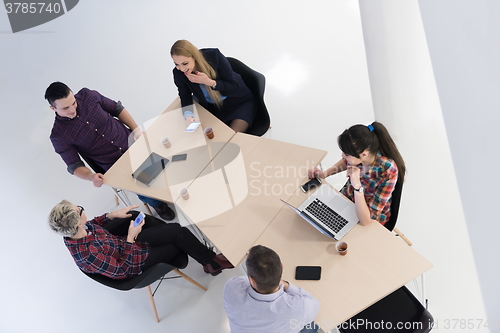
[280,185,358,240]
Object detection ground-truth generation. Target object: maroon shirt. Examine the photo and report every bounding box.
[64,214,150,279]
[50,88,131,174]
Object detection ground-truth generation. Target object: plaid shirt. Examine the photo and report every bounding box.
[341,151,398,225]
[64,214,150,279]
[50,88,131,174]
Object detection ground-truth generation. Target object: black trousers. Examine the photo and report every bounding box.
[104,211,216,271]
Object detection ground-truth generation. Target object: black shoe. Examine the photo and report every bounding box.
[153,202,175,221]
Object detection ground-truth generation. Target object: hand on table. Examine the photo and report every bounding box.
[185,116,196,128]
[92,173,105,187]
[132,127,143,141]
[280,279,290,291]
[308,167,327,179]
[108,205,140,220]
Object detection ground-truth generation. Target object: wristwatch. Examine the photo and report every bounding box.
[211,82,217,90]
[353,186,364,193]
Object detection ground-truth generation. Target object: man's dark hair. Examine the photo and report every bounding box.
[45,82,72,107]
[246,245,282,293]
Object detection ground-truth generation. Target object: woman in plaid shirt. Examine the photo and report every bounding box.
[308,122,405,226]
[48,201,234,279]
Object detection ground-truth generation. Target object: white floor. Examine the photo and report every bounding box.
[0,1,490,332]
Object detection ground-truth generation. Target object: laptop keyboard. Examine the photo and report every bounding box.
[305,199,349,233]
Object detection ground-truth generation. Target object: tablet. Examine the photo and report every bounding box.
[131,152,170,186]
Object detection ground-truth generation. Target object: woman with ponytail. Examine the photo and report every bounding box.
[170,40,255,133]
[308,122,405,226]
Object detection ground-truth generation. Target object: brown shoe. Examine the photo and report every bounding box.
[203,254,234,276]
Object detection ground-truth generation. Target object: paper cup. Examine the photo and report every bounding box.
[178,187,189,200]
[336,241,348,256]
[204,127,214,139]
[161,137,171,148]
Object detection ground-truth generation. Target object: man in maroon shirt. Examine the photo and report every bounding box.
[46,82,175,220]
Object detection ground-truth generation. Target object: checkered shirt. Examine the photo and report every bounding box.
[341,151,398,225]
[64,214,150,279]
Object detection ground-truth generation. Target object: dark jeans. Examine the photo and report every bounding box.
[104,211,216,270]
[137,194,163,208]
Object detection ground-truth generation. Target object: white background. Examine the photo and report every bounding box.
[0,0,493,332]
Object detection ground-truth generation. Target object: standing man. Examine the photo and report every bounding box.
[224,245,320,332]
[46,82,175,220]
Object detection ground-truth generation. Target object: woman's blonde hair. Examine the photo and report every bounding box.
[48,200,80,237]
[170,40,223,108]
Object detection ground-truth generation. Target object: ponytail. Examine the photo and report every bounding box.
[371,122,405,183]
[338,121,406,183]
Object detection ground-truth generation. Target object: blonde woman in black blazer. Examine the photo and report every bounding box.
[171,40,255,133]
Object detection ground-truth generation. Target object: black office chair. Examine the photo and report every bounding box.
[338,286,434,333]
[340,179,412,245]
[226,57,271,136]
[383,181,412,246]
[81,252,207,322]
[383,180,402,232]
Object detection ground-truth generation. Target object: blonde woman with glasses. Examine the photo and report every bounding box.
[48,201,234,279]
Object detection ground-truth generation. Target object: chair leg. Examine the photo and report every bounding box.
[146,285,160,323]
[393,227,413,246]
[111,187,132,206]
[173,269,207,291]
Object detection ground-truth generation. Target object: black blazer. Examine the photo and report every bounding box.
[172,48,252,115]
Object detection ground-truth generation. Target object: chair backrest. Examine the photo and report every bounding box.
[384,180,403,232]
[81,253,188,291]
[338,286,434,333]
[226,57,270,136]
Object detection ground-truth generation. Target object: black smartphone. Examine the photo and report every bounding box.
[295,266,322,280]
[301,177,322,193]
[172,154,187,162]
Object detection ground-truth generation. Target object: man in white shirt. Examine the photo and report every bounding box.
[223,245,320,332]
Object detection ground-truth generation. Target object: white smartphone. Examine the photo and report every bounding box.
[185,121,201,132]
[133,212,146,227]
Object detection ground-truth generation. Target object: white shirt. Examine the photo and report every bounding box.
[223,276,320,332]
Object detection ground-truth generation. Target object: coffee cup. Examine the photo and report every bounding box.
[336,241,348,256]
[204,127,214,139]
[161,136,171,148]
[178,187,189,200]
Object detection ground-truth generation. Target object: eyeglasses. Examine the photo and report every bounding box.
[77,205,85,216]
